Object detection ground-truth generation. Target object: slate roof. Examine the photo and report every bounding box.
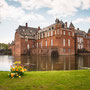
[69,22,74,28]
[75,29,86,36]
[88,29,90,33]
[17,25,38,39]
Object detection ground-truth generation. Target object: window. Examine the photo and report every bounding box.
[27,44,30,49]
[63,39,65,46]
[45,32,47,37]
[68,48,71,53]
[63,48,66,53]
[55,30,56,35]
[68,32,70,36]
[72,32,74,36]
[41,42,42,48]
[51,31,53,36]
[57,29,59,34]
[77,37,79,42]
[32,45,34,48]
[48,32,50,37]
[42,33,43,38]
[78,44,80,49]
[52,27,54,29]
[37,43,38,48]
[45,40,47,47]
[68,39,70,46]
[63,31,65,35]
[51,39,53,46]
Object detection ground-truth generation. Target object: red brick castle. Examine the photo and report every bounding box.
[9,19,90,56]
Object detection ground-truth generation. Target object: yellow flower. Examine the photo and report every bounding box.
[19,76,21,78]
[16,68,18,71]
[24,68,27,71]
[12,68,15,71]
[11,73,15,77]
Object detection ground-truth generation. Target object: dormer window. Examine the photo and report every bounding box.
[52,27,54,29]
[49,28,51,30]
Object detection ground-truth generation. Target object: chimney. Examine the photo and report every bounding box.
[64,22,67,28]
[38,26,40,30]
[26,23,28,28]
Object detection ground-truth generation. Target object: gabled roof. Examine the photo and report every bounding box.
[69,22,74,28]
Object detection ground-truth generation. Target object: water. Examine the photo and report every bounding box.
[0,55,90,71]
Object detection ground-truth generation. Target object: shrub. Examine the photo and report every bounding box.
[8,61,27,78]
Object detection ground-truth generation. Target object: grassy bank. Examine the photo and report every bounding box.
[0,70,90,90]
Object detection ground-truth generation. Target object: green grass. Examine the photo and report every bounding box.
[0,70,90,90]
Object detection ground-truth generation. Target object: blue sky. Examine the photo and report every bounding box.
[0,0,90,43]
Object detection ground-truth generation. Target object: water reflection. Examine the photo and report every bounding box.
[14,55,90,71]
[0,55,14,71]
[0,55,90,71]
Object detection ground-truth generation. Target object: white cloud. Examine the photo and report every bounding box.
[81,0,90,10]
[1,0,90,24]
[73,17,90,24]
[10,0,90,17]
[0,0,46,25]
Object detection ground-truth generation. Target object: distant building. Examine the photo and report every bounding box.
[9,19,90,56]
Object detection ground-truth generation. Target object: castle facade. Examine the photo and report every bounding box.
[9,19,90,56]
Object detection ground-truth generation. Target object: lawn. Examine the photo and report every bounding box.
[0,70,90,90]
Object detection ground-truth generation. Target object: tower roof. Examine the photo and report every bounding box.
[69,22,74,28]
[88,29,90,33]
[55,18,60,23]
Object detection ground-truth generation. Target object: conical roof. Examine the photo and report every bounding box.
[69,22,74,28]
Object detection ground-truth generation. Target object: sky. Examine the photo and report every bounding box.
[0,0,90,43]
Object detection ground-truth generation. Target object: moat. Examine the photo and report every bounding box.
[0,55,90,71]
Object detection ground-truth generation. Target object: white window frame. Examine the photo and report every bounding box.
[37,43,38,48]
[63,31,65,35]
[48,32,50,37]
[68,39,70,46]
[27,44,30,49]
[63,39,65,46]
[51,39,53,46]
[51,31,53,36]
[45,40,47,47]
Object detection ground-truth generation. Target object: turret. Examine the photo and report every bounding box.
[69,22,75,30]
[55,18,60,23]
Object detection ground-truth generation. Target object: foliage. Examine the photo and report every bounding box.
[8,61,27,78]
[0,43,8,50]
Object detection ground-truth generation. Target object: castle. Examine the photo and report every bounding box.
[9,19,90,56]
